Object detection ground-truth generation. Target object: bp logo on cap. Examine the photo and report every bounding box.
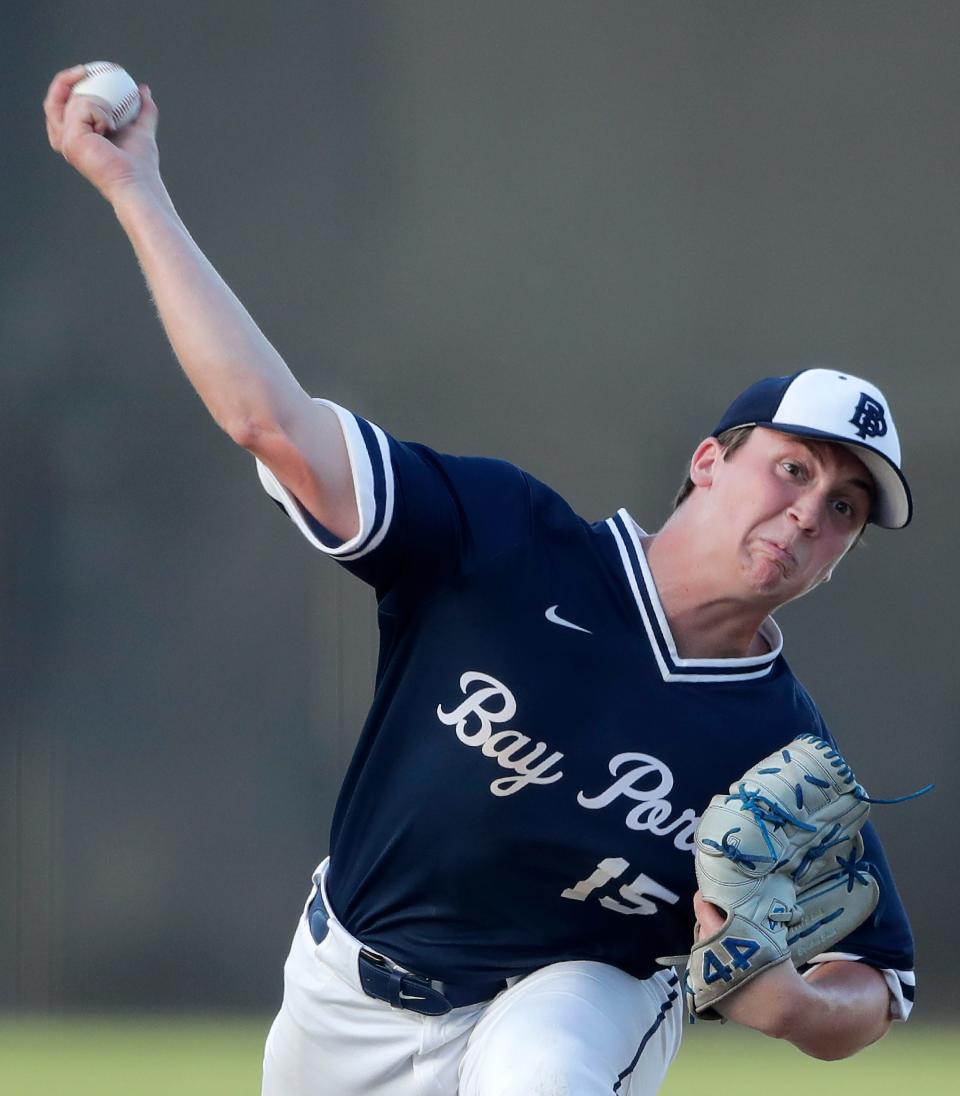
[849,394,887,440]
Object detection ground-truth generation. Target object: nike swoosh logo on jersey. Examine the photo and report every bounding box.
[545,605,592,634]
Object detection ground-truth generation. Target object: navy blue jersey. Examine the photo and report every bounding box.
[257,400,915,1018]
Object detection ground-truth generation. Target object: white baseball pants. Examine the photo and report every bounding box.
[261,861,683,1096]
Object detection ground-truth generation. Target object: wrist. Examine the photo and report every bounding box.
[111,175,176,227]
[712,960,810,1036]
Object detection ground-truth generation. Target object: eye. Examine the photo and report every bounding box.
[781,460,803,478]
[832,499,856,519]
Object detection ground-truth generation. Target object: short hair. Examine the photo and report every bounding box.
[672,426,754,510]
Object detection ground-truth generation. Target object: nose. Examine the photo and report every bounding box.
[787,490,822,534]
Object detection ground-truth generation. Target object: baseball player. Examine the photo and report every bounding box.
[47,68,916,1095]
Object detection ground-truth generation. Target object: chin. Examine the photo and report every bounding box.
[742,557,789,592]
[745,570,811,610]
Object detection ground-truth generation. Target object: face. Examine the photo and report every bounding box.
[689,427,874,606]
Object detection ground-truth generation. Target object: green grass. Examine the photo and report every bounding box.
[663,1019,959,1095]
[0,1014,955,1094]
[0,1016,269,1096]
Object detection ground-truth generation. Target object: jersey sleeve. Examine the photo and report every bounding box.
[254,399,536,599]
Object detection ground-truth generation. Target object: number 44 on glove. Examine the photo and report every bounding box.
[659,733,931,1020]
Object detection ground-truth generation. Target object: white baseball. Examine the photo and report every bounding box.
[71,61,141,131]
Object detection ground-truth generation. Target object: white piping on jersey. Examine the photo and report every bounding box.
[606,509,782,684]
[319,400,395,561]
[805,951,914,1021]
[621,511,783,668]
[255,399,395,561]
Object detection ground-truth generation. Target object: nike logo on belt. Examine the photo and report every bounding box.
[545,605,592,634]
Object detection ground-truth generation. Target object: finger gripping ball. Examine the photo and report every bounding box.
[71,61,141,131]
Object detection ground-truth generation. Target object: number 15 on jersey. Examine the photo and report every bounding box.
[562,857,680,916]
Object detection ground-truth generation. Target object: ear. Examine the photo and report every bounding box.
[689,437,722,488]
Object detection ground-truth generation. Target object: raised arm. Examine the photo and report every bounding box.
[44,65,358,541]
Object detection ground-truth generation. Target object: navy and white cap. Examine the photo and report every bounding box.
[713,368,911,528]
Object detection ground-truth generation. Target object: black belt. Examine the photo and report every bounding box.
[307,889,507,1016]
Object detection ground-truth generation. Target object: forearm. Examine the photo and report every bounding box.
[112,181,309,441]
[791,961,892,1058]
[716,959,891,1060]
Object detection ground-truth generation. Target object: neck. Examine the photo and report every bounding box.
[642,522,773,659]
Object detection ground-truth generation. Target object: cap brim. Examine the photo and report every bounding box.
[744,422,913,528]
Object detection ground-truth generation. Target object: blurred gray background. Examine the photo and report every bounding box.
[3,1,955,1015]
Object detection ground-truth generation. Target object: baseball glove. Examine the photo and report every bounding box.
[684,733,880,1019]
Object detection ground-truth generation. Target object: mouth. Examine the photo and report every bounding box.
[758,540,797,573]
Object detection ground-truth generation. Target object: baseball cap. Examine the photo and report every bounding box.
[712,368,911,528]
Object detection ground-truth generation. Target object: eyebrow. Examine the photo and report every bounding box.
[789,439,876,501]
[844,475,875,500]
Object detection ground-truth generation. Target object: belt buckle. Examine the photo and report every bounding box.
[358,948,452,1016]
[359,947,389,969]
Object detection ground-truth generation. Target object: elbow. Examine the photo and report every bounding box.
[802,1043,860,1063]
[797,1035,883,1062]
[225,414,277,453]
[830,1016,892,1061]
[782,1013,892,1062]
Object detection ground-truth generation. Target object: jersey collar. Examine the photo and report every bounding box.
[606,509,783,684]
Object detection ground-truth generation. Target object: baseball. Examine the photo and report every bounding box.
[71,61,141,131]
